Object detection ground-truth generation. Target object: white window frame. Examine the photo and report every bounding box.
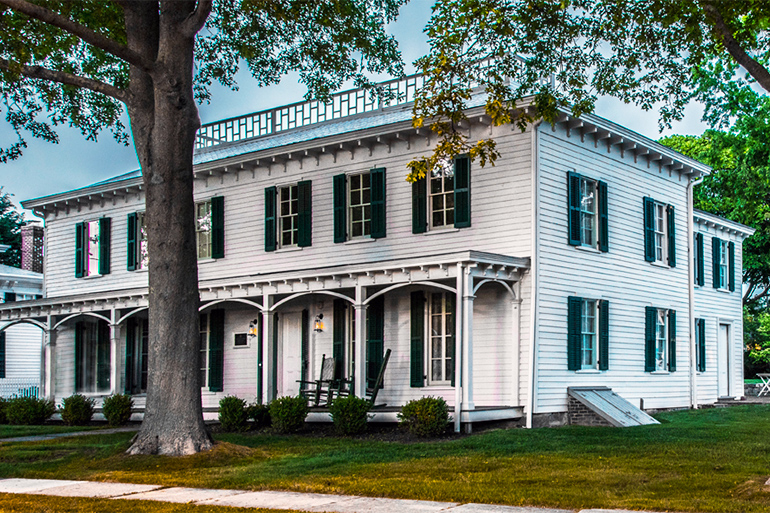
[233,332,249,348]
[84,219,101,276]
[655,309,668,371]
[580,299,599,370]
[653,201,668,264]
[199,313,210,388]
[693,233,701,285]
[278,184,299,248]
[695,317,703,372]
[348,172,372,239]
[429,161,455,230]
[195,200,212,260]
[127,318,149,394]
[75,320,110,394]
[717,239,729,290]
[135,211,149,270]
[427,291,454,385]
[578,177,597,248]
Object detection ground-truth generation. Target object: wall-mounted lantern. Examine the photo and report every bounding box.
[248,319,259,338]
[314,313,324,332]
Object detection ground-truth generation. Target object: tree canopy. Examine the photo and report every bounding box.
[0,188,23,267]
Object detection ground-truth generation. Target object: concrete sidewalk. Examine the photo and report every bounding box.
[0,478,669,513]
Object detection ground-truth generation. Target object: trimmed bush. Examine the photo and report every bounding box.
[329,396,371,436]
[5,396,56,425]
[246,402,271,428]
[102,394,134,427]
[218,395,249,432]
[0,397,7,424]
[60,394,95,426]
[269,396,308,433]
[397,396,450,437]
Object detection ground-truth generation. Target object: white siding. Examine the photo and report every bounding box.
[3,324,42,382]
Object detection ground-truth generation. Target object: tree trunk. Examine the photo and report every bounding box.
[125,1,212,456]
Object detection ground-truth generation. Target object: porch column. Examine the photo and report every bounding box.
[262,295,275,402]
[43,315,56,401]
[462,267,475,422]
[454,263,464,433]
[511,282,522,407]
[109,309,119,395]
[354,283,366,397]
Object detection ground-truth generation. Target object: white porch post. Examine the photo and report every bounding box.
[109,309,119,395]
[454,263,464,433]
[262,295,275,402]
[354,283,366,397]
[511,282,522,407]
[43,315,56,401]
[462,267,475,429]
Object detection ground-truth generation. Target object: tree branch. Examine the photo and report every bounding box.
[0,0,155,73]
[181,0,212,37]
[0,58,130,104]
[703,3,770,93]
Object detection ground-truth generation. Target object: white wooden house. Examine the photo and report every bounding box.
[0,72,754,429]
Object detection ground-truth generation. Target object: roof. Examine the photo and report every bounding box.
[694,209,756,238]
[0,264,43,281]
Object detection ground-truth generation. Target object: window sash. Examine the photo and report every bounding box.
[655,309,667,371]
[85,220,101,276]
[654,203,667,263]
[278,185,299,247]
[136,212,148,270]
[427,292,454,384]
[199,313,209,388]
[196,201,212,259]
[429,165,455,229]
[578,178,596,247]
[719,240,729,289]
[580,299,597,369]
[348,173,372,238]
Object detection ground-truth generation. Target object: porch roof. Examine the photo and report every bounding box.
[0,250,529,323]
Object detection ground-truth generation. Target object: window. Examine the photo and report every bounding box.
[75,319,111,393]
[127,212,148,271]
[412,156,470,234]
[194,197,224,260]
[334,169,386,242]
[694,232,704,286]
[199,313,209,387]
[567,172,608,251]
[234,333,248,347]
[265,182,311,251]
[125,318,148,394]
[695,318,706,372]
[199,309,224,391]
[644,307,676,372]
[567,297,609,371]
[75,218,111,277]
[428,292,455,384]
[643,197,675,266]
[712,237,734,291]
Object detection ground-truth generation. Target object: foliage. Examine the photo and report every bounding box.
[0,188,24,267]
[268,396,308,433]
[218,396,248,432]
[245,402,271,429]
[4,396,55,425]
[744,308,770,377]
[397,396,450,438]
[0,397,6,424]
[328,396,371,436]
[101,393,134,427]
[59,394,95,426]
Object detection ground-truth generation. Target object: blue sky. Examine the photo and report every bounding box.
[1,0,708,218]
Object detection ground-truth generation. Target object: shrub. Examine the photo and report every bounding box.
[59,394,95,426]
[5,396,56,425]
[329,396,371,436]
[102,394,134,427]
[269,396,308,433]
[397,396,450,437]
[218,396,249,432]
[0,398,7,424]
[245,402,271,428]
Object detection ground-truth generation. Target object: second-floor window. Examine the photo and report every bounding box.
[412,156,470,234]
[643,197,675,267]
[265,182,311,251]
[127,212,148,271]
[195,197,224,260]
[712,237,735,291]
[75,218,111,278]
[279,184,299,247]
[333,169,386,242]
[430,162,455,229]
[196,200,212,259]
[349,173,371,238]
[567,171,608,251]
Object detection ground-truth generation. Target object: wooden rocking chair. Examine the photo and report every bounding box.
[297,354,336,407]
[336,348,391,408]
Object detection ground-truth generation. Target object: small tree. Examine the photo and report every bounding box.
[0,188,23,268]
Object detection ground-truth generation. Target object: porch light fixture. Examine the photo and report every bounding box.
[314,314,324,332]
[248,319,259,338]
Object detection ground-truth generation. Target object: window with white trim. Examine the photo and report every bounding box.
[580,299,598,369]
[653,202,667,264]
[134,212,148,269]
[84,220,101,276]
[196,200,212,259]
[717,239,728,290]
[199,313,209,387]
[348,173,371,238]
[75,319,110,394]
[279,184,299,247]
[428,292,454,384]
[579,177,597,247]
[654,308,668,371]
[429,161,454,229]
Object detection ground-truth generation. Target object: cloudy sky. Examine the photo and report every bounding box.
[1,0,708,219]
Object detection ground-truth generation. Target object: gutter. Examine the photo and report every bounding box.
[526,119,543,429]
[688,176,703,408]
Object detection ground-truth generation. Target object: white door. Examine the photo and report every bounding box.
[279,312,303,397]
[718,323,730,397]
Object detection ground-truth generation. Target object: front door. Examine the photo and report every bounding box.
[279,311,304,397]
[718,323,731,397]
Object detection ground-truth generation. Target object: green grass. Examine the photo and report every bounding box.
[1,407,770,512]
[0,425,103,439]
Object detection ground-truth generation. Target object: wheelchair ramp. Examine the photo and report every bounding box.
[568,387,660,427]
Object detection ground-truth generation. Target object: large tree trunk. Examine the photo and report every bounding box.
[125,1,212,456]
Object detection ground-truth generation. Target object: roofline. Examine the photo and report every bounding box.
[694,209,756,238]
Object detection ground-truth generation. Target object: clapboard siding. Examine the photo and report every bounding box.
[535,123,691,413]
[3,324,42,382]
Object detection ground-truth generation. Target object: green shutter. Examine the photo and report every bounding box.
[695,232,705,286]
[208,309,225,392]
[697,318,706,372]
[211,196,225,258]
[127,213,137,271]
[301,309,309,384]
[371,168,387,238]
[668,309,676,372]
[333,174,347,243]
[599,300,609,371]
[598,180,609,252]
[74,322,82,391]
[0,331,6,379]
[410,291,425,387]
[139,319,148,391]
[667,205,676,267]
[728,241,735,292]
[643,197,655,262]
[567,296,582,371]
[412,177,427,234]
[712,237,721,289]
[567,172,581,246]
[98,217,111,275]
[125,318,136,393]
[644,306,656,372]
[96,321,111,391]
[75,222,84,278]
[297,180,312,247]
[366,296,384,389]
[454,156,471,228]
[333,300,346,380]
[265,187,277,252]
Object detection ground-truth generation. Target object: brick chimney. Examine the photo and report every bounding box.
[21,224,44,274]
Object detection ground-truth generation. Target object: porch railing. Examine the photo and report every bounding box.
[0,379,40,399]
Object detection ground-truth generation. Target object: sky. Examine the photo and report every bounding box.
[1,0,709,219]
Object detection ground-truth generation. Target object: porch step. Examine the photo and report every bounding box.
[568,387,660,427]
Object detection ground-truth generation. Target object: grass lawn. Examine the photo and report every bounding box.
[0,406,769,512]
[0,425,104,439]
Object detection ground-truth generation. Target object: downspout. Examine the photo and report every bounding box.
[526,118,543,429]
[688,176,704,409]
